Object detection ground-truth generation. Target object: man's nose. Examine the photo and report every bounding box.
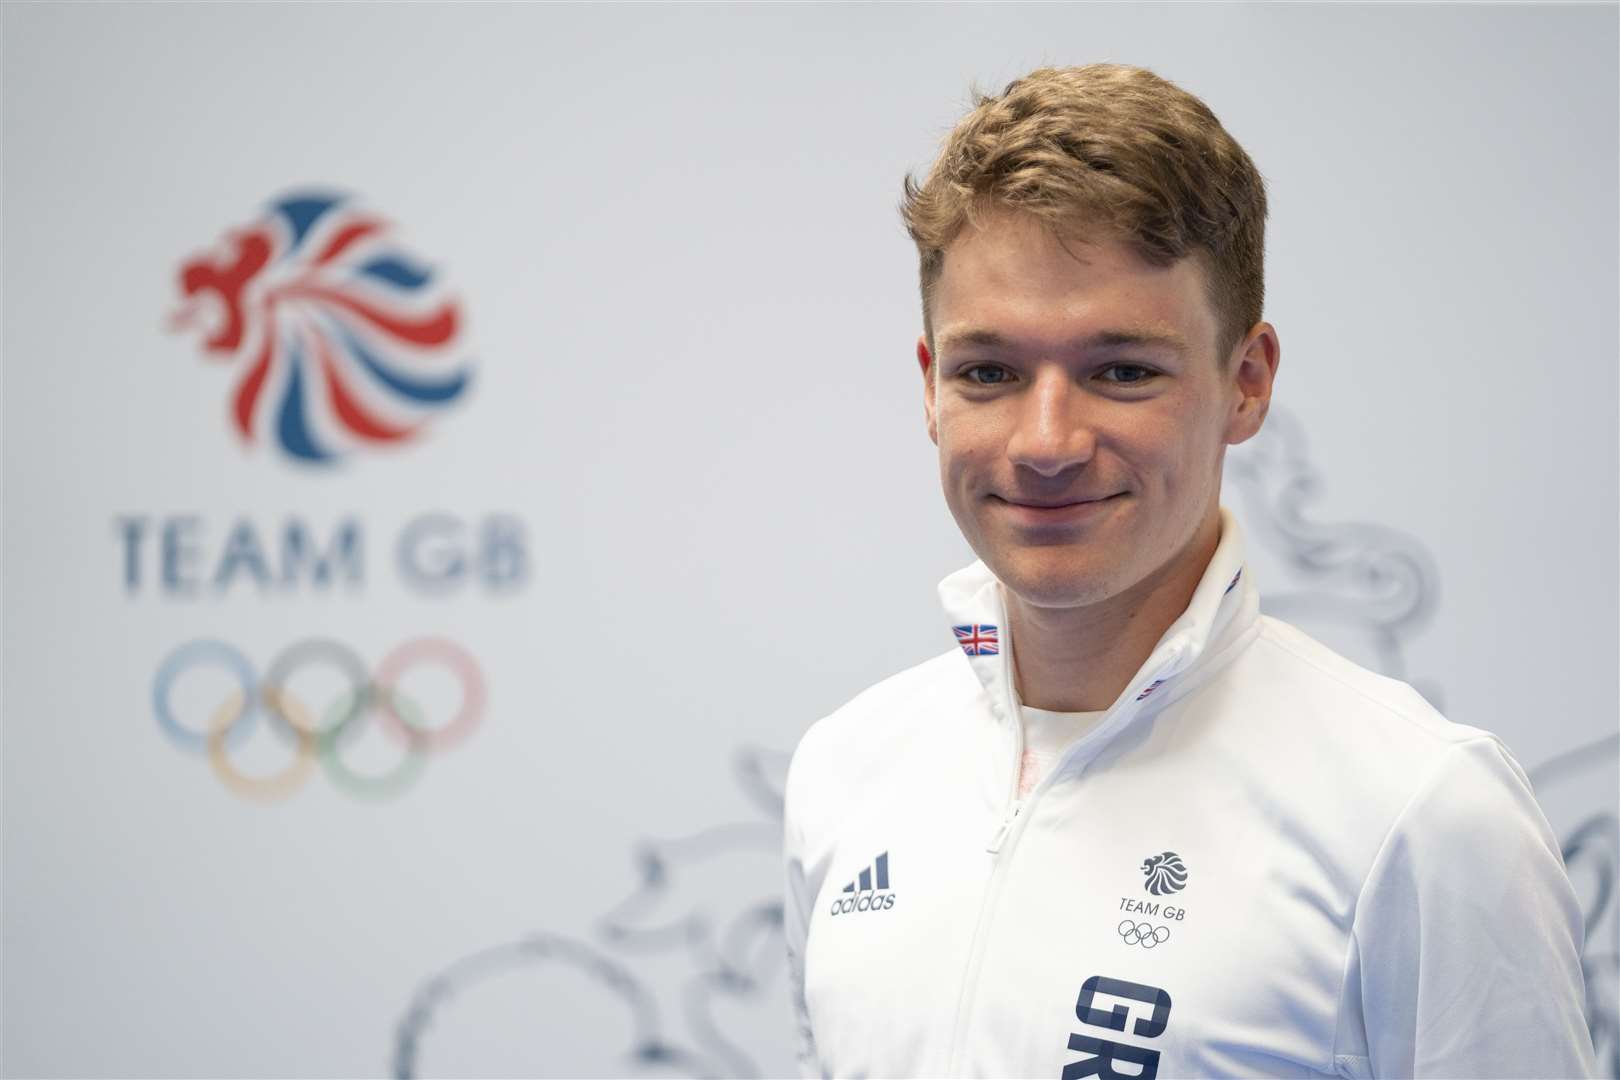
[1004,368,1098,478]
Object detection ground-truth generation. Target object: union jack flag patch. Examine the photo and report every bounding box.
[1135,677,1168,702]
[953,624,998,656]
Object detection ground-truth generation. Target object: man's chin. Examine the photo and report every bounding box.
[982,546,1124,610]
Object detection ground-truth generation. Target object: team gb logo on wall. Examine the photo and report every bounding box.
[168,190,474,465]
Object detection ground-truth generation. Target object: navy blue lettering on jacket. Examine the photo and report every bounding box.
[1063,975,1172,1080]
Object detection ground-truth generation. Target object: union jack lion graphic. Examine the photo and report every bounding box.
[1141,852,1189,896]
[169,190,474,465]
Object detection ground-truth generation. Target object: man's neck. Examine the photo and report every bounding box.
[1007,509,1222,713]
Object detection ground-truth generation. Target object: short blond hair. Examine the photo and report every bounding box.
[900,64,1268,367]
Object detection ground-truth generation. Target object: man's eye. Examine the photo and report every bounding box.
[958,363,1157,387]
[1102,364,1157,385]
[961,364,1010,385]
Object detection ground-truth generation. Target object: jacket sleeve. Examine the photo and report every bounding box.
[1343,736,1598,1078]
[783,741,822,1079]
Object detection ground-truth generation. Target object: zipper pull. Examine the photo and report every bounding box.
[986,801,1021,853]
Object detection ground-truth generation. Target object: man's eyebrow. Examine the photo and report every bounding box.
[938,327,1190,355]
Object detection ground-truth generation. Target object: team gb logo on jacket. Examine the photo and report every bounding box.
[1118,852,1189,949]
[169,190,474,465]
[1141,851,1188,895]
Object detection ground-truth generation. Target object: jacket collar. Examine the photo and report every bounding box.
[937,504,1258,734]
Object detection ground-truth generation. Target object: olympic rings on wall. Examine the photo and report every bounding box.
[152,637,485,802]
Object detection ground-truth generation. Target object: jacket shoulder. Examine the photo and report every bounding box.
[1251,613,1490,753]
[790,646,967,767]
[784,647,969,840]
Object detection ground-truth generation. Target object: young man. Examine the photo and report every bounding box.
[781,64,1596,1079]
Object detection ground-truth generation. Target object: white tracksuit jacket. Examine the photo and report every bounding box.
[782,507,1596,1079]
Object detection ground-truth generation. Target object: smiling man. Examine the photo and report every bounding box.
[782,64,1596,1079]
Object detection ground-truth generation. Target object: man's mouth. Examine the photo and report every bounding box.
[1000,493,1121,508]
[994,492,1125,525]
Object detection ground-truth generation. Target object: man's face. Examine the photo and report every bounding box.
[919,208,1271,611]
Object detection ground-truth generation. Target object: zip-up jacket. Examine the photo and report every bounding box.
[782,507,1596,1078]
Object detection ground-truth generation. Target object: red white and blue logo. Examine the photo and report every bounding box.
[169,190,474,465]
[954,624,999,656]
[1134,677,1168,702]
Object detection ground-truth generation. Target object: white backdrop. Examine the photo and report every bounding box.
[3,3,1616,1077]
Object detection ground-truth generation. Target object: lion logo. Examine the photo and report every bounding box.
[169,190,474,465]
[1141,852,1189,896]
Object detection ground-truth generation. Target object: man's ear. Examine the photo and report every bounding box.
[918,335,938,446]
[1224,322,1280,447]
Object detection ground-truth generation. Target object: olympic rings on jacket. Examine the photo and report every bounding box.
[1117,920,1171,948]
[153,637,485,801]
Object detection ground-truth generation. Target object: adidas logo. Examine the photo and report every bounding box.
[829,851,896,916]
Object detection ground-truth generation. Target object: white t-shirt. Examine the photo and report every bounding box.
[1011,645,1108,797]
[1015,699,1107,797]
